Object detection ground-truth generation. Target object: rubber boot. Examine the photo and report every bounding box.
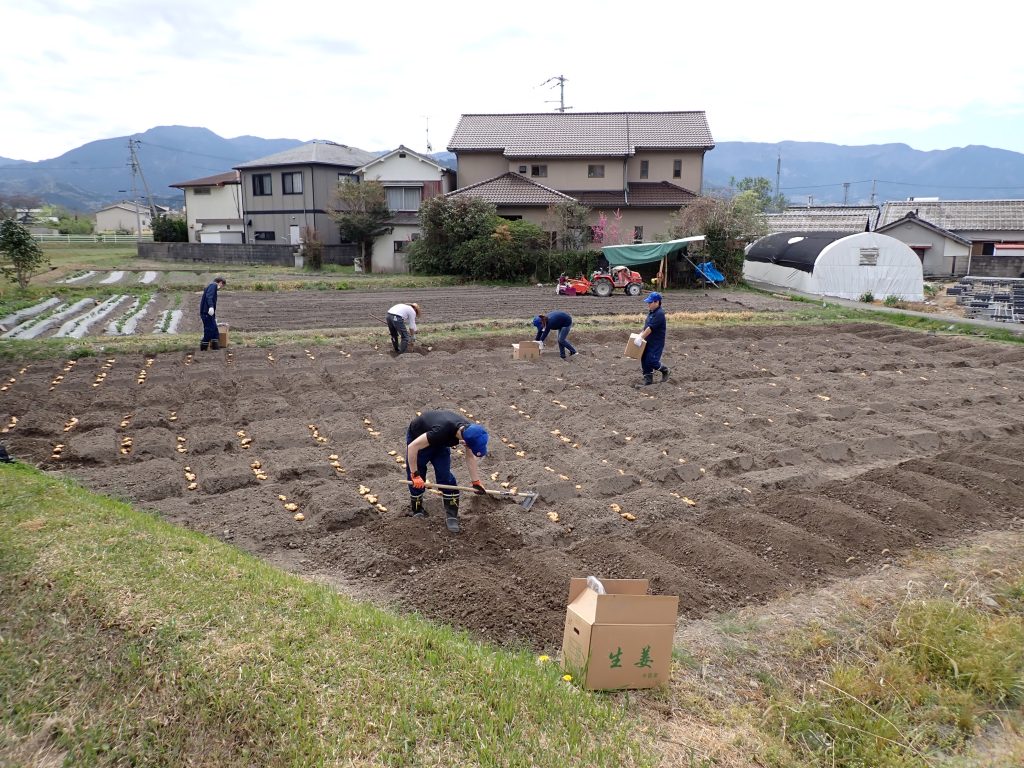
[642,372,654,386]
[408,496,427,518]
[660,365,670,381]
[443,494,460,533]
[210,339,220,351]
[200,341,209,351]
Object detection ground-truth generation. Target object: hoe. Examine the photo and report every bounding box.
[404,480,538,511]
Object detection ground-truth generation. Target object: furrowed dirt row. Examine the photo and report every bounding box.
[3,322,1023,648]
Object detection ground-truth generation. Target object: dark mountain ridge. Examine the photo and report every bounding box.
[2,127,1022,211]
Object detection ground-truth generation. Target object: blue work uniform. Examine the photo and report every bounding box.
[534,311,577,358]
[199,282,219,345]
[641,305,666,375]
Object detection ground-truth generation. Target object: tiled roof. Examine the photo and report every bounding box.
[878,200,1024,231]
[445,172,575,206]
[875,211,971,245]
[235,140,377,170]
[448,112,714,156]
[765,206,879,234]
[568,182,698,208]
[170,170,240,188]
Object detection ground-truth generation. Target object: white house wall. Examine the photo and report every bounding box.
[362,153,447,183]
[186,186,242,243]
[372,224,419,274]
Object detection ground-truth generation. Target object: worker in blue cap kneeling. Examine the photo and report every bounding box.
[633,291,670,386]
[533,311,577,359]
[406,409,489,533]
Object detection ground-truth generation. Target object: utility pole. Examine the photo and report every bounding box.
[128,138,158,224]
[843,182,850,206]
[775,151,781,203]
[540,75,572,112]
[870,179,877,206]
[127,141,142,237]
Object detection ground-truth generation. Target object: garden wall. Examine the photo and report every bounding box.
[138,243,357,267]
[967,254,1024,279]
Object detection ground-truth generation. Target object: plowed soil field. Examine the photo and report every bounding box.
[4,321,1024,650]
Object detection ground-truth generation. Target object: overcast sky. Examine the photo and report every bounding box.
[4,0,1023,162]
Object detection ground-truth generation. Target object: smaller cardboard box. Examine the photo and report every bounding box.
[512,340,542,360]
[624,333,646,359]
[561,578,678,690]
[217,323,230,348]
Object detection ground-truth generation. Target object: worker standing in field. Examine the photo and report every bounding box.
[199,276,226,351]
[386,302,420,354]
[633,291,670,386]
[532,311,577,359]
[406,409,489,534]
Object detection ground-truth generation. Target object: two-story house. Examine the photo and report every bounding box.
[169,171,243,243]
[94,201,169,234]
[353,145,455,273]
[234,140,377,246]
[445,111,714,246]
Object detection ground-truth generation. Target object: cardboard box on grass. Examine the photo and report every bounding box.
[624,333,646,359]
[512,340,542,360]
[217,323,230,348]
[561,577,678,690]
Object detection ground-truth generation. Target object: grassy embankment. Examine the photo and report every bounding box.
[1,463,655,767]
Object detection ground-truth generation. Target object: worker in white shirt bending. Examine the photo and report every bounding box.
[386,302,420,354]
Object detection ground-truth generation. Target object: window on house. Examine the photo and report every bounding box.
[518,165,528,174]
[858,248,879,266]
[633,226,644,243]
[252,174,272,196]
[339,173,358,184]
[394,240,408,253]
[588,164,605,178]
[254,231,275,241]
[410,232,420,241]
[531,165,547,178]
[386,187,423,212]
[672,160,682,179]
[640,160,649,179]
[192,187,211,195]
[282,172,303,195]
[981,242,995,256]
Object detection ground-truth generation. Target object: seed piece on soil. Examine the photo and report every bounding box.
[388,450,397,456]
[278,495,287,501]
[330,460,341,468]
[621,513,636,522]
[365,495,378,504]
[681,497,697,506]
[500,481,510,489]
[609,503,621,513]
[284,503,298,512]
[187,482,198,490]
[558,474,570,481]
[490,472,499,481]
[250,461,262,469]
[184,472,196,482]
[358,485,370,495]
[515,451,525,457]
[293,513,305,521]
[329,454,339,460]
[547,512,559,523]
[240,437,252,445]
[376,504,387,513]
[176,436,186,443]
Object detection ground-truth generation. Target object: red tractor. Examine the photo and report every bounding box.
[565,265,644,297]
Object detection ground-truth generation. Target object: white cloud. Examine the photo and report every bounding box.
[3,0,1023,161]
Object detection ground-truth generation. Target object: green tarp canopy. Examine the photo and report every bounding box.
[601,236,705,266]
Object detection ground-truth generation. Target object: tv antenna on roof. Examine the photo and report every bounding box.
[540,75,572,113]
[423,115,432,153]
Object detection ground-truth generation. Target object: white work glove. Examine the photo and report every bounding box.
[207,307,215,317]
[633,336,644,348]
[538,341,544,349]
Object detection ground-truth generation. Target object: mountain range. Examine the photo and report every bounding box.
[2,126,1023,212]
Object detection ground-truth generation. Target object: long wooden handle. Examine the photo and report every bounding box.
[404,480,533,499]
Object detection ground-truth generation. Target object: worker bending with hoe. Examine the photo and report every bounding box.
[199,276,226,351]
[386,302,420,354]
[633,291,670,386]
[532,311,577,359]
[406,409,489,534]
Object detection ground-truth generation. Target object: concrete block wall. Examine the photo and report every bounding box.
[968,255,1024,279]
[138,243,357,266]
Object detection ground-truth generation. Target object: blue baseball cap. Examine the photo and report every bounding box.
[644,291,663,303]
[532,315,543,329]
[462,424,488,457]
